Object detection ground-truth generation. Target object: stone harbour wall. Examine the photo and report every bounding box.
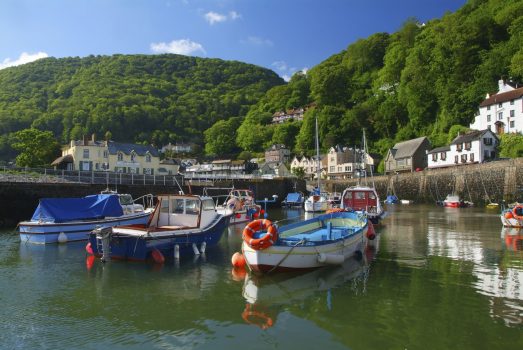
[325,158,523,205]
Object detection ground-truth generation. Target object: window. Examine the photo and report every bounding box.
[145,153,151,162]
[487,115,491,122]
[498,112,503,120]
[83,149,89,159]
[470,153,474,162]
[484,138,492,145]
[456,143,462,152]
[510,99,514,105]
[510,120,515,128]
[487,105,490,110]
[498,103,503,108]
[330,166,335,172]
[117,152,123,161]
[440,152,446,161]
[160,199,169,213]
[143,168,153,175]
[454,155,459,164]
[432,153,438,162]
[103,150,108,158]
[484,150,489,159]
[491,151,496,158]
[510,110,515,118]
[465,142,471,151]
[461,154,467,163]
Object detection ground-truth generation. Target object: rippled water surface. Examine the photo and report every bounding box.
[1,204,522,349]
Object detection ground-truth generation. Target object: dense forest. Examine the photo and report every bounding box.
[0,54,284,162]
[0,0,522,167]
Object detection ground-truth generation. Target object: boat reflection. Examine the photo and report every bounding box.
[240,243,377,328]
[501,227,523,252]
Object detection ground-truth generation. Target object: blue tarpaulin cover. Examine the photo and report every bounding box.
[31,194,124,223]
[285,192,303,203]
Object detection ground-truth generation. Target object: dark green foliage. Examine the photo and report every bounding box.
[0,54,283,161]
[11,128,60,167]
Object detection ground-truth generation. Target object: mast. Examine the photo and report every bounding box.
[362,129,375,188]
[315,116,321,191]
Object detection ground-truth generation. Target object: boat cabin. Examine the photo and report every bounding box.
[342,188,378,213]
[148,195,218,229]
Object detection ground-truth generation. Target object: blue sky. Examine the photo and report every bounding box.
[0,0,465,80]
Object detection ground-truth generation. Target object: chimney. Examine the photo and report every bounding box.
[498,78,506,92]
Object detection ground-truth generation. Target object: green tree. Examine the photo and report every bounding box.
[204,117,241,156]
[11,128,61,167]
[499,133,523,158]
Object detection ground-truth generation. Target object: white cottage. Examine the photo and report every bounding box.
[427,129,498,169]
[469,79,523,134]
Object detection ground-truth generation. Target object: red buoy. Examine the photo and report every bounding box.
[151,248,165,264]
[231,252,246,268]
[86,255,95,270]
[85,242,94,255]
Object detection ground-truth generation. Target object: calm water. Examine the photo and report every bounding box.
[1,205,522,350]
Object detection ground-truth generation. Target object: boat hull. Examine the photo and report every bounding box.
[88,215,229,261]
[304,200,328,212]
[243,212,368,273]
[500,213,523,228]
[18,212,151,244]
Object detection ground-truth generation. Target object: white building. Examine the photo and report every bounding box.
[427,129,498,169]
[290,155,326,180]
[469,79,523,134]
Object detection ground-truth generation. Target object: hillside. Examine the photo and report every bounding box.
[0,54,284,161]
[235,0,523,164]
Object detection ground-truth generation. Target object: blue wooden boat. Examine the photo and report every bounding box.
[242,211,372,273]
[18,193,153,244]
[281,192,305,208]
[87,194,231,262]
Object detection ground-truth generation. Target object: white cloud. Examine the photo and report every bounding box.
[0,52,49,70]
[271,60,308,81]
[241,36,273,47]
[204,10,241,25]
[150,39,206,56]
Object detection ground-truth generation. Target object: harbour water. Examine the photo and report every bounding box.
[1,204,522,349]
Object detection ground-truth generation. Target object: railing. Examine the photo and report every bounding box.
[0,166,297,185]
[0,166,184,186]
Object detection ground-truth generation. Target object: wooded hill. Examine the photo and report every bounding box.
[0,54,284,161]
[233,0,523,164]
[1,0,522,166]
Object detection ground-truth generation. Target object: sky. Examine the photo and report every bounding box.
[0,0,466,81]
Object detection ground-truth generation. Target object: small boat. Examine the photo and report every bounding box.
[500,203,523,228]
[326,192,342,208]
[207,188,262,225]
[400,199,413,205]
[281,192,305,208]
[241,211,372,273]
[18,193,154,244]
[339,130,386,225]
[443,194,472,208]
[304,191,329,212]
[86,193,230,262]
[486,202,500,209]
[340,185,385,225]
[384,195,399,204]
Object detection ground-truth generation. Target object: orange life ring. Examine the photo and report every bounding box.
[242,219,278,250]
[242,304,273,329]
[326,208,345,214]
[512,204,523,220]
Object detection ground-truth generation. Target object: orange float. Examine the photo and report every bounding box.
[512,204,523,220]
[242,219,278,250]
[326,208,345,214]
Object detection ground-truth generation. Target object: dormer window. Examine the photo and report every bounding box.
[465,142,471,151]
[498,103,502,108]
[130,151,136,162]
[456,143,462,152]
[117,152,123,161]
[145,153,151,162]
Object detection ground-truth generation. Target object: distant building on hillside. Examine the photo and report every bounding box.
[469,79,523,134]
[265,144,291,163]
[160,142,194,154]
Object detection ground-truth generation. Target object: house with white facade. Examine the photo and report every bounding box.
[469,79,523,134]
[290,155,327,180]
[427,129,499,169]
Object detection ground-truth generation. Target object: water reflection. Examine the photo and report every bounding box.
[239,242,377,329]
